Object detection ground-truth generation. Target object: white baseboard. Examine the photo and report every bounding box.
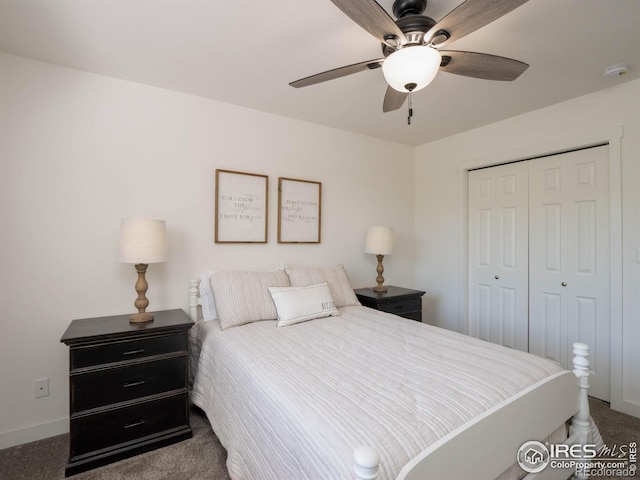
[612,398,640,419]
[0,417,68,450]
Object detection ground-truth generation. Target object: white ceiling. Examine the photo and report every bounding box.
[0,0,638,146]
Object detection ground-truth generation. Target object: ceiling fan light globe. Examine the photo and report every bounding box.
[382,46,441,93]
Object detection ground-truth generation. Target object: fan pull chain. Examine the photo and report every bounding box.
[407,91,413,125]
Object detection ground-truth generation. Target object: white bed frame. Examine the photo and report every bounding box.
[188,280,593,480]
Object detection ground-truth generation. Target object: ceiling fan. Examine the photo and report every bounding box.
[289,0,530,116]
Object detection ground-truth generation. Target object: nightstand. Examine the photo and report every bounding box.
[354,286,426,322]
[60,309,194,476]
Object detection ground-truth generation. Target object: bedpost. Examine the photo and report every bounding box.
[354,446,380,480]
[189,279,199,322]
[569,342,591,444]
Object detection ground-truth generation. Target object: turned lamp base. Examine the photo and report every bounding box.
[129,311,154,323]
[130,263,155,323]
[372,254,388,293]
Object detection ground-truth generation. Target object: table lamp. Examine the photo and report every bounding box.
[365,226,394,292]
[118,218,167,323]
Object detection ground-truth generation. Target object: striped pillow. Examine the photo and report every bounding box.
[210,270,290,329]
[284,265,360,308]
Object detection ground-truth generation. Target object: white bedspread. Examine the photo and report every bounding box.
[190,306,566,480]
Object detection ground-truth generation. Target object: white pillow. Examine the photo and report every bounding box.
[210,270,290,329]
[268,282,339,327]
[198,271,218,322]
[285,265,360,308]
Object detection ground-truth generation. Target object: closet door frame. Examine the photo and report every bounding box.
[457,127,624,412]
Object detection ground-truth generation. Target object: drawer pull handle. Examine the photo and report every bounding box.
[123,380,145,388]
[124,419,146,429]
[394,305,404,310]
[122,348,145,356]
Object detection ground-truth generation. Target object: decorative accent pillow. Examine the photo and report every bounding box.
[284,265,360,308]
[210,270,290,329]
[268,282,339,327]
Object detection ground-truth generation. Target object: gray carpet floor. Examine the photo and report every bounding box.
[1,398,638,480]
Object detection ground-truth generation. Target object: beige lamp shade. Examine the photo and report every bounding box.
[365,226,394,255]
[118,218,167,264]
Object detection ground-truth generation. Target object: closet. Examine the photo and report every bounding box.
[468,145,610,401]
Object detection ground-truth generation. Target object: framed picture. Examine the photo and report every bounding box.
[277,177,322,243]
[215,169,268,243]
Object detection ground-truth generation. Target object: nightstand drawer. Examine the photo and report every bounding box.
[71,356,188,413]
[71,333,188,369]
[70,393,188,458]
[377,298,422,315]
[401,311,422,322]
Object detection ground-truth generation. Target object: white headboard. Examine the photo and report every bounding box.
[188,279,200,322]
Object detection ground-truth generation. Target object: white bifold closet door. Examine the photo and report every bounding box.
[468,162,529,352]
[468,145,610,401]
[528,146,610,401]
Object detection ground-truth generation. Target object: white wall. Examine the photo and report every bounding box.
[0,52,415,447]
[3,49,638,448]
[414,78,640,417]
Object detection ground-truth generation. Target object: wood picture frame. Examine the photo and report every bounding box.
[277,177,321,243]
[215,169,268,243]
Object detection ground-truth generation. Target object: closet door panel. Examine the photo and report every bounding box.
[499,287,517,348]
[500,207,517,268]
[468,162,528,351]
[529,146,610,401]
[536,292,563,363]
[477,284,492,341]
[477,209,492,267]
[543,204,562,271]
[576,201,596,273]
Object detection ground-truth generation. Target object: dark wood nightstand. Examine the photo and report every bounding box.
[60,309,194,476]
[354,286,426,322]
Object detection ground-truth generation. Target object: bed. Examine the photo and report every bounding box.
[187,266,597,480]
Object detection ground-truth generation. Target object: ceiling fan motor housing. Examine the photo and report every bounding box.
[382,0,437,57]
[382,15,436,56]
[392,0,428,18]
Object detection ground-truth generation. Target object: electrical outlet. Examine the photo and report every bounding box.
[34,378,49,398]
